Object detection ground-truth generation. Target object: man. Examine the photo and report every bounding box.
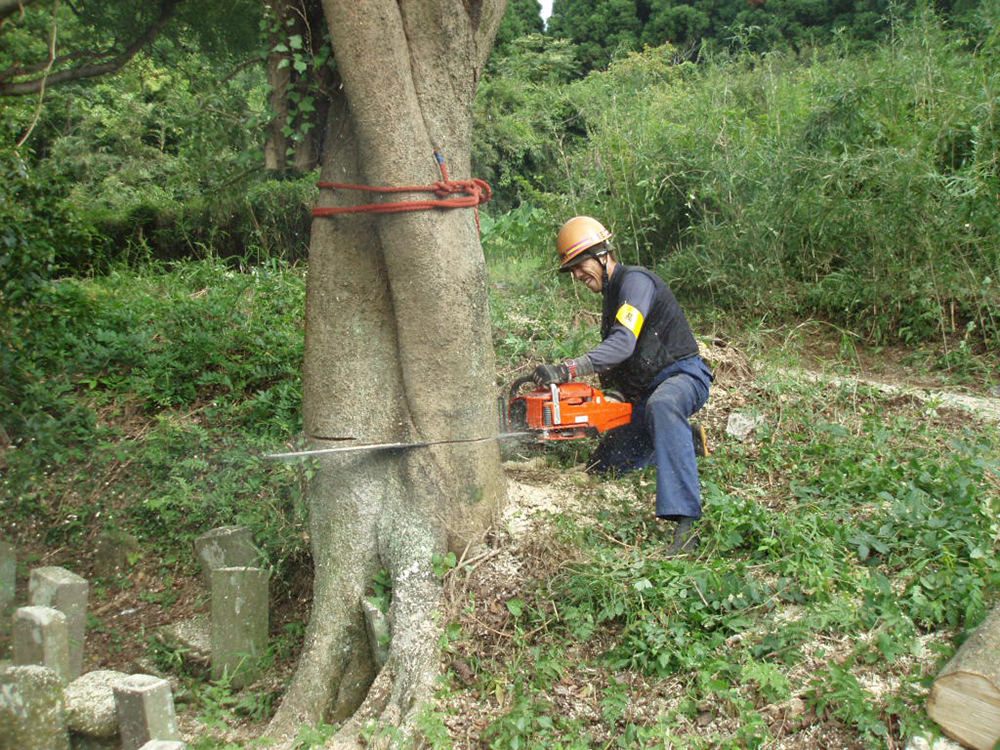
[532,216,712,554]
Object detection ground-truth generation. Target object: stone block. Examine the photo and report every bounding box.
[12,605,69,683]
[138,742,187,750]
[155,615,210,676]
[69,736,118,750]
[194,526,257,588]
[113,674,181,750]
[93,530,139,579]
[65,669,129,739]
[0,540,14,614]
[210,566,269,688]
[0,664,70,750]
[29,566,89,680]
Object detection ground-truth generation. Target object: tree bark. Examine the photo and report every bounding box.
[264,0,293,172]
[265,1,507,746]
[928,605,1000,750]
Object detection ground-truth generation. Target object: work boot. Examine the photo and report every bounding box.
[690,420,709,458]
[666,517,700,556]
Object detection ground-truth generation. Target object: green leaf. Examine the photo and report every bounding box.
[289,34,303,50]
[506,598,524,617]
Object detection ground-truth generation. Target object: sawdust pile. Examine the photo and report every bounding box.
[499,459,590,539]
[699,337,754,385]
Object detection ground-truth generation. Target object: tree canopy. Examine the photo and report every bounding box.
[0,0,261,96]
[544,0,973,72]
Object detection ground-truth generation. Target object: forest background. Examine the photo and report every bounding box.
[2,0,1000,748]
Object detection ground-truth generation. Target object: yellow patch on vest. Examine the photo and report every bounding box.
[615,303,644,337]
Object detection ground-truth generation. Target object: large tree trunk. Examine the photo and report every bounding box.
[265,1,507,746]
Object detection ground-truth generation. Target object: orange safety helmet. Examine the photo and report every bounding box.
[556,216,612,272]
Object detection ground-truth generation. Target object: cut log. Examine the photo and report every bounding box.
[928,606,1000,750]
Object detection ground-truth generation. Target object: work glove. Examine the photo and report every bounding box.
[532,363,570,386]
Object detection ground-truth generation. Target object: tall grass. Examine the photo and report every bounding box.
[501,9,999,350]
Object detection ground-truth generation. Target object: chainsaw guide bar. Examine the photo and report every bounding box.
[262,432,531,461]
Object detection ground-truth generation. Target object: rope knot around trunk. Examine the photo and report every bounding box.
[313,151,491,231]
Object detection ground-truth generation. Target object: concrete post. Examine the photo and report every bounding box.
[194,526,257,588]
[12,606,70,683]
[29,566,88,680]
[0,665,70,750]
[113,674,182,750]
[210,566,269,688]
[93,529,140,579]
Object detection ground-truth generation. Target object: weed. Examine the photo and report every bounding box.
[291,723,338,749]
[368,568,393,615]
[192,673,276,730]
[433,551,458,579]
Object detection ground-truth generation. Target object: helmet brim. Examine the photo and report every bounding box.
[559,245,607,272]
[558,253,588,272]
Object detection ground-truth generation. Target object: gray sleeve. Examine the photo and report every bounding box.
[584,272,657,373]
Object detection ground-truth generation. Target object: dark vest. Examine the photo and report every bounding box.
[600,265,699,397]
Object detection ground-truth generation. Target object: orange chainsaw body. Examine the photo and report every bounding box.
[506,380,633,441]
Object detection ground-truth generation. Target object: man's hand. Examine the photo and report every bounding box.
[532,363,570,385]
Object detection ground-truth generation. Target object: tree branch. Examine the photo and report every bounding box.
[0,49,108,82]
[16,0,57,148]
[218,55,263,86]
[0,0,40,24]
[0,0,184,96]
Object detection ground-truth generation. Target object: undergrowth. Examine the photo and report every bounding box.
[1,256,308,580]
[450,364,1000,749]
[1,244,998,748]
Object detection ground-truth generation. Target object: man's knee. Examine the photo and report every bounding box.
[649,376,705,419]
[647,388,688,422]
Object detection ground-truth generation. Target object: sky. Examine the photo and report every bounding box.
[539,0,553,21]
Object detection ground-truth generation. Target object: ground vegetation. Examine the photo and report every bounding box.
[1,1,999,748]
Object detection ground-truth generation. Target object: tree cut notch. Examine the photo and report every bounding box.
[928,606,1000,750]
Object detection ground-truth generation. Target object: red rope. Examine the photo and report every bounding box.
[313,151,491,231]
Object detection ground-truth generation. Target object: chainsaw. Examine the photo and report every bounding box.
[263,377,632,460]
[500,376,632,441]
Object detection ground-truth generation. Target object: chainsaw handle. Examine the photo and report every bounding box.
[507,375,538,403]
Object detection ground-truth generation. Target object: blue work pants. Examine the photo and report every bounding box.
[588,356,712,519]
